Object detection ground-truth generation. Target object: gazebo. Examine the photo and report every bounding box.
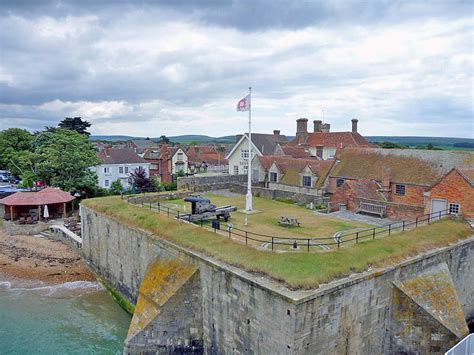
[0,187,75,223]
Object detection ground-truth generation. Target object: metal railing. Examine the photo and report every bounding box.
[126,195,452,252]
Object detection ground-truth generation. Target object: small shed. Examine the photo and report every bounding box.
[0,187,75,222]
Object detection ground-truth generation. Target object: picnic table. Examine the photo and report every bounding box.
[278,216,301,227]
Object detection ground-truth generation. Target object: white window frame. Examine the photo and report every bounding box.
[240,149,249,159]
[119,166,124,174]
[233,166,239,175]
[103,167,110,173]
[448,203,460,215]
[177,152,184,161]
[125,166,129,173]
[270,172,278,183]
[104,179,110,187]
[302,175,312,187]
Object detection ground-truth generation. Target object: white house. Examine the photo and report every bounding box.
[226,130,288,175]
[94,148,150,189]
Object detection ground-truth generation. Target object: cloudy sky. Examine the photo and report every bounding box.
[0,0,472,138]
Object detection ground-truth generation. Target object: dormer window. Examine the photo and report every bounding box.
[177,152,183,161]
[302,176,312,187]
[270,172,278,183]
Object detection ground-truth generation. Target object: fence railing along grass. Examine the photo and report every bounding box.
[125,194,452,252]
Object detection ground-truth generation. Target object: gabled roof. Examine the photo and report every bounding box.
[331,148,474,186]
[0,187,75,206]
[226,132,288,159]
[98,148,149,165]
[457,168,474,186]
[257,155,334,187]
[142,147,162,160]
[288,131,373,148]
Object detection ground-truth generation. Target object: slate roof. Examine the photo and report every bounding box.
[257,156,334,187]
[251,133,289,154]
[288,131,373,148]
[98,148,148,164]
[331,148,474,186]
[130,139,159,152]
[0,187,75,206]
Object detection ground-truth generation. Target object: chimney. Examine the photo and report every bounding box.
[381,166,391,191]
[296,118,308,144]
[236,134,243,143]
[321,123,330,133]
[273,130,280,136]
[351,118,358,133]
[313,120,322,133]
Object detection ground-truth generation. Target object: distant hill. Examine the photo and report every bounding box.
[89,134,236,144]
[89,135,136,142]
[367,136,474,150]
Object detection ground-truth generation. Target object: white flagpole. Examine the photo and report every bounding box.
[246,86,252,211]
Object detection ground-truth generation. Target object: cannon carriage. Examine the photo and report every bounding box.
[178,196,237,222]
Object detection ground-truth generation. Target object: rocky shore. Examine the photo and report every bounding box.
[0,228,95,284]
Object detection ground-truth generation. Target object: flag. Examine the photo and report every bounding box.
[236,94,250,111]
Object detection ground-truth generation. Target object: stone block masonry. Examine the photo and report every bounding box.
[81,205,474,354]
[177,174,247,192]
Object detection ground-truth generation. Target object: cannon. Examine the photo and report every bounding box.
[178,196,237,222]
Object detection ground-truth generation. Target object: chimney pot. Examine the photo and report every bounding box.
[313,120,322,133]
[295,118,309,144]
[273,130,280,135]
[351,118,358,133]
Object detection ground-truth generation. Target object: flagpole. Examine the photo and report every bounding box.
[246,86,252,211]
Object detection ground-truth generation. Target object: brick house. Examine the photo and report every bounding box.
[142,145,188,183]
[329,148,473,220]
[287,118,373,159]
[424,168,474,218]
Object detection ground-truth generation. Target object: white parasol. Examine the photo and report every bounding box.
[43,205,49,219]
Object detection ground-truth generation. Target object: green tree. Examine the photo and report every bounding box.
[427,143,434,150]
[110,179,124,195]
[34,129,100,192]
[0,128,33,169]
[159,135,170,144]
[58,117,91,136]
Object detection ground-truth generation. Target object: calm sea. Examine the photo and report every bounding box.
[0,277,131,354]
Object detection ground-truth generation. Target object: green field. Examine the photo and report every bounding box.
[83,195,473,289]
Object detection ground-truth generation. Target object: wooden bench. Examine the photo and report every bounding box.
[278,216,301,227]
[356,202,386,218]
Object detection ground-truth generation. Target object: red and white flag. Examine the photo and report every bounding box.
[236,94,250,111]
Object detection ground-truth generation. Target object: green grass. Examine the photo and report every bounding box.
[83,196,473,290]
[158,193,370,240]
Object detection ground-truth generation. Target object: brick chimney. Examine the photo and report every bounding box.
[273,130,280,135]
[296,118,308,144]
[381,166,391,191]
[321,123,330,133]
[236,134,243,143]
[351,118,358,133]
[313,120,322,133]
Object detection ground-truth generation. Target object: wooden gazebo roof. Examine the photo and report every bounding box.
[0,187,75,206]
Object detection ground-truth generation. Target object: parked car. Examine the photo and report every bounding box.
[0,174,9,182]
[7,176,20,184]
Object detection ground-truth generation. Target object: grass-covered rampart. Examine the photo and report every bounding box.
[82,195,473,289]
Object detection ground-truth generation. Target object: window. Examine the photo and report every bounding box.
[270,172,278,183]
[240,149,249,159]
[150,164,158,170]
[336,178,345,187]
[119,166,124,174]
[103,167,110,173]
[125,166,129,173]
[233,166,239,175]
[302,176,312,187]
[449,203,460,214]
[316,147,323,158]
[243,165,248,174]
[177,152,183,161]
[104,179,110,187]
[395,184,406,195]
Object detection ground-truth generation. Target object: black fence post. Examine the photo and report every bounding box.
[245,231,248,245]
[200,217,203,227]
[157,202,160,212]
[415,217,418,227]
[439,211,442,220]
[177,211,180,219]
[141,200,144,208]
[402,221,405,231]
[428,213,430,224]
[388,224,391,236]
[307,239,310,253]
[356,232,359,244]
[271,237,274,251]
[372,228,376,240]
[167,207,170,217]
[337,237,340,250]
[149,201,151,209]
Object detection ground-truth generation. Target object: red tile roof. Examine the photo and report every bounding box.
[0,187,75,206]
[288,131,373,148]
[343,180,386,202]
[187,146,226,165]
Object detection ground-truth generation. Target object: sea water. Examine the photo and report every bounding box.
[0,277,131,354]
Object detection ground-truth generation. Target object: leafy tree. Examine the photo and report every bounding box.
[159,135,170,144]
[427,143,434,150]
[377,141,407,149]
[128,166,153,191]
[0,128,33,169]
[58,117,91,136]
[34,129,100,191]
[110,179,124,195]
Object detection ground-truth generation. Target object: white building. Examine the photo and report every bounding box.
[226,131,288,175]
[94,148,150,189]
